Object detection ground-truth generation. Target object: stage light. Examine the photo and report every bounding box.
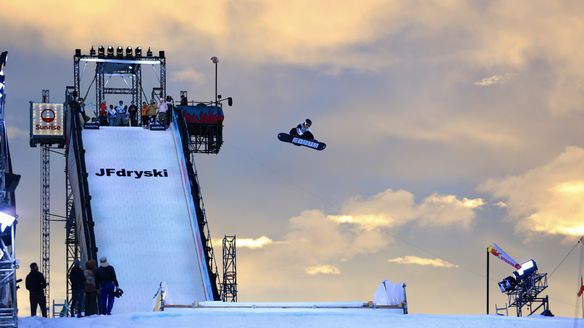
[126,46,133,58]
[0,51,7,69]
[90,46,96,56]
[0,211,16,233]
[107,46,114,57]
[116,46,123,58]
[98,46,105,57]
[135,47,142,57]
[146,47,153,57]
[513,260,537,280]
[498,275,517,293]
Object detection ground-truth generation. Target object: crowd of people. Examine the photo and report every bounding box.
[96,98,170,127]
[25,256,120,317]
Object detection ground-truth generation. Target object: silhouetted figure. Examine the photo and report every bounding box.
[69,259,86,317]
[25,262,47,317]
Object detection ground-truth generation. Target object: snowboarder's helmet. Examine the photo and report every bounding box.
[305,119,312,126]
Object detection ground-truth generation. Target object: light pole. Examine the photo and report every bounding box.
[211,56,219,105]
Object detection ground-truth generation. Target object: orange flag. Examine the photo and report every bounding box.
[578,277,584,297]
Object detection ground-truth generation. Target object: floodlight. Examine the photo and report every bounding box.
[146,47,153,57]
[75,49,81,56]
[135,47,142,57]
[0,211,16,233]
[159,51,165,58]
[126,46,133,58]
[116,46,123,58]
[498,275,517,293]
[107,46,114,57]
[98,46,105,57]
[90,46,96,56]
[513,259,537,279]
[0,51,7,70]
[211,56,219,64]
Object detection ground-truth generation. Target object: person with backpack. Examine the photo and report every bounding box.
[84,260,98,316]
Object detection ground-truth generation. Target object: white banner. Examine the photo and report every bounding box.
[488,243,521,269]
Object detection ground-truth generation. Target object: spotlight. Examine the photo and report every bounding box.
[146,47,153,57]
[126,46,133,58]
[107,46,114,57]
[0,208,16,233]
[98,46,105,57]
[498,275,517,293]
[0,51,7,69]
[90,46,96,56]
[513,260,538,280]
[116,46,123,58]
[135,47,142,57]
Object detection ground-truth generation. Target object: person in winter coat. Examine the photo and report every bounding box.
[140,101,149,127]
[96,256,119,315]
[157,98,168,126]
[99,102,108,126]
[128,101,138,126]
[25,262,47,317]
[147,100,158,125]
[69,259,86,317]
[84,260,98,316]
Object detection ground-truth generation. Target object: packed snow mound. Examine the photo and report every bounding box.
[19,309,577,328]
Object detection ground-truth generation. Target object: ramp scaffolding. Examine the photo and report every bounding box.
[0,50,20,328]
[65,47,231,312]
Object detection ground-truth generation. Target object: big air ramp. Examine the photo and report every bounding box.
[72,125,214,313]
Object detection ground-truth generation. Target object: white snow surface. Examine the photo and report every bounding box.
[81,126,212,313]
[19,308,579,328]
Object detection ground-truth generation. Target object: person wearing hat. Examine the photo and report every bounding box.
[290,119,314,140]
[25,262,47,317]
[96,256,119,315]
[69,259,86,317]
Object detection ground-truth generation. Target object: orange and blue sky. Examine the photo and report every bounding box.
[1,0,584,317]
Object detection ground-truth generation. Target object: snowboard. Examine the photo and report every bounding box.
[278,133,326,151]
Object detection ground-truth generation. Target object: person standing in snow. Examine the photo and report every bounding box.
[96,256,119,315]
[25,262,47,317]
[69,259,86,317]
[84,260,98,316]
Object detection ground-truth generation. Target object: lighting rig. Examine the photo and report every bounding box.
[497,259,552,316]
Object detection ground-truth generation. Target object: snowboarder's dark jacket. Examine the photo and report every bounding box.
[96,265,119,288]
[69,265,86,290]
[25,271,47,295]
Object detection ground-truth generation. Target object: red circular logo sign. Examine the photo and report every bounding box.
[41,108,55,123]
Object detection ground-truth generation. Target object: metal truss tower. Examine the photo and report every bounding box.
[40,144,51,311]
[222,235,237,302]
[40,90,51,313]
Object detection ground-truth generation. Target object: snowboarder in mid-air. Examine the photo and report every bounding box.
[290,119,314,140]
[278,118,326,151]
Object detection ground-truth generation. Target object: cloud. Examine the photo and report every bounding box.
[305,264,341,275]
[479,146,584,238]
[388,255,458,268]
[474,73,514,86]
[330,189,484,231]
[273,189,482,269]
[237,236,274,249]
[212,236,273,249]
[171,67,206,87]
